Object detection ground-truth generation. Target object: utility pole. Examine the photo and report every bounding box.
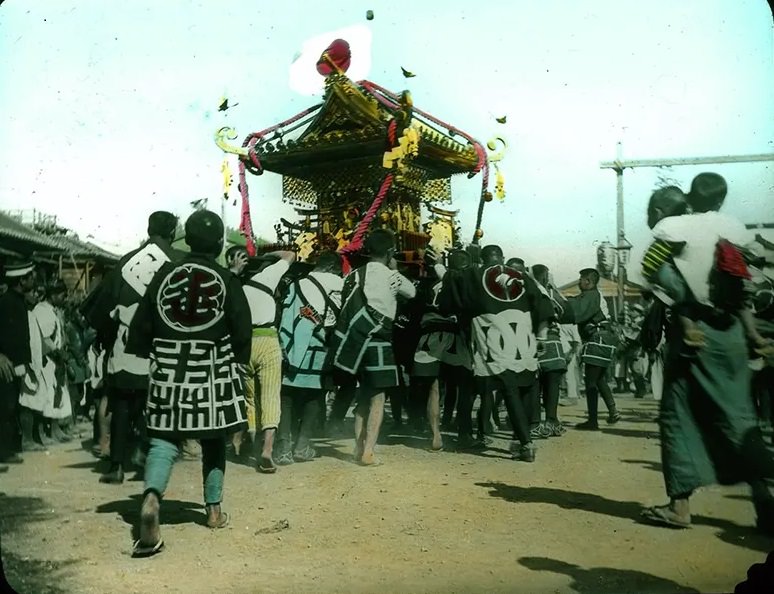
[614,142,626,319]
[601,148,774,318]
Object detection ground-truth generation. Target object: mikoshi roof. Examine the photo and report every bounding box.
[228,73,487,208]
[253,75,480,179]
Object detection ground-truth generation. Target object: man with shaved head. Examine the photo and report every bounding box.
[127,209,251,556]
[85,210,183,484]
[439,244,553,462]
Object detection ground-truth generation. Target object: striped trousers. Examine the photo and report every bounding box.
[245,333,283,431]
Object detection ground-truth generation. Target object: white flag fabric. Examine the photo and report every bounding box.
[288,24,373,96]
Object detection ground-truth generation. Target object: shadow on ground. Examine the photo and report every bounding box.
[0,495,82,593]
[602,427,660,439]
[0,551,81,594]
[620,458,663,473]
[518,556,699,593]
[477,482,774,553]
[60,460,105,474]
[96,494,206,541]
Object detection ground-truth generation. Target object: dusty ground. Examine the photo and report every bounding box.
[1,396,772,593]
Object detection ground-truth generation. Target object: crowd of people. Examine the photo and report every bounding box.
[1,171,772,558]
[0,270,101,464]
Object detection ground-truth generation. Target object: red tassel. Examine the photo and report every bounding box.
[715,239,750,280]
[237,160,257,256]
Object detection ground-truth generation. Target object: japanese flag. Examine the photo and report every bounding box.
[288,24,373,96]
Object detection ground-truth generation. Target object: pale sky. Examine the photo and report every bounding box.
[1,0,772,285]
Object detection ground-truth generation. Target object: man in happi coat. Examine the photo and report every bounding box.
[569,268,621,430]
[0,260,37,468]
[126,210,251,557]
[439,244,553,462]
[85,211,183,484]
[275,251,343,464]
[638,173,774,531]
[228,246,295,472]
[327,229,416,466]
[530,264,574,437]
[411,248,474,451]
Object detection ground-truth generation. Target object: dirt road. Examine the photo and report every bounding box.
[1,397,772,593]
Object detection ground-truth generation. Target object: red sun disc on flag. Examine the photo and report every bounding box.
[316,39,352,75]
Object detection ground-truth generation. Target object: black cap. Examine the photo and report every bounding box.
[185,210,224,255]
[148,211,178,239]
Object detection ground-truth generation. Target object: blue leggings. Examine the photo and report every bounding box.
[143,437,226,505]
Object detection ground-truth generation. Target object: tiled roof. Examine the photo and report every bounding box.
[0,211,119,261]
[0,210,62,249]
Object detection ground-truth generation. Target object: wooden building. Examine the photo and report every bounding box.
[0,210,119,294]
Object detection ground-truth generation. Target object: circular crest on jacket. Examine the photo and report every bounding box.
[482,265,524,302]
[157,263,226,332]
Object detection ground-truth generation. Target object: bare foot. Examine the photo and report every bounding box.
[360,451,382,466]
[353,441,364,463]
[139,492,161,547]
[206,504,230,529]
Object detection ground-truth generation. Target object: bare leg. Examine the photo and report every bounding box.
[261,428,275,462]
[231,429,245,456]
[98,395,110,457]
[427,380,442,450]
[353,401,368,462]
[361,393,385,465]
[139,491,161,546]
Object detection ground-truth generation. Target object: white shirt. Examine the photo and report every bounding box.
[298,271,343,328]
[653,211,753,305]
[559,323,581,351]
[244,260,290,326]
[362,261,416,320]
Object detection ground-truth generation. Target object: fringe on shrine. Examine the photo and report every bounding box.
[214,38,505,272]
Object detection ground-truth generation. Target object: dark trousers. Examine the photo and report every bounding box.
[108,387,147,467]
[584,364,616,423]
[478,390,495,436]
[753,367,774,427]
[68,382,85,421]
[390,386,408,425]
[439,366,474,438]
[477,372,532,444]
[329,384,357,424]
[531,370,562,425]
[276,387,322,455]
[0,379,21,461]
[442,379,456,426]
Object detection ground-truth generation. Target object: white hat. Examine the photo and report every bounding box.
[4,259,34,278]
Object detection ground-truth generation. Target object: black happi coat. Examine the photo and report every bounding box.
[439,264,553,384]
[126,254,252,439]
[569,287,616,368]
[0,289,31,371]
[85,237,183,390]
